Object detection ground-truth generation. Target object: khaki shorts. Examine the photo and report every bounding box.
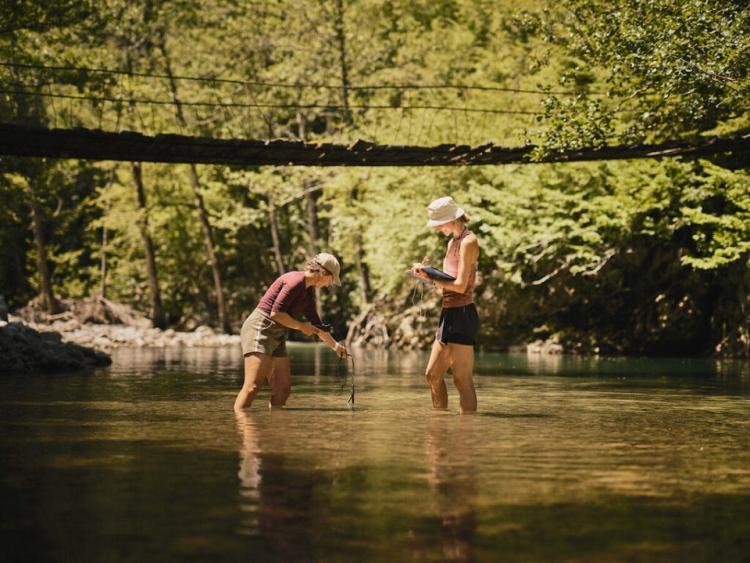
[240,308,289,357]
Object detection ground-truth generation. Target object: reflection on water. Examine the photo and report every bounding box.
[236,410,321,559]
[237,412,261,536]
[426,414,477,562]
[1,345,749,562]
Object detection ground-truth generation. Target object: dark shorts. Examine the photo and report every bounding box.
[436,304,479,346]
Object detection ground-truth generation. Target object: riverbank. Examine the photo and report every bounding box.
[0,321,112,373]
[13,296,241,351]
[13,315,240,351]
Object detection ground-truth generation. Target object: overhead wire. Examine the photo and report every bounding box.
[0,88,545,115]
[0,60,595,96]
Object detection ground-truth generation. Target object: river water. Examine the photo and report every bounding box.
[1,345,749,562]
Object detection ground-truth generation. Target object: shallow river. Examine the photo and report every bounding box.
[2,346,750,562]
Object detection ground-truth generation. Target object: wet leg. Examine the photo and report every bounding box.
[234,353,271,411]
[449,343,476,413]
[425,340,452,409]
[268,356,291,408]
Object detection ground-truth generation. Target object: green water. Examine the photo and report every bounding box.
[1,346,749,562]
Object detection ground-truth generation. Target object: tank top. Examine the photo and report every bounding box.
[441,227,476,308]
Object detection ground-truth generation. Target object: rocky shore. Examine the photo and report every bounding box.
[14,296,241,352]
[17,316,241,351]
[0,321,112,373]
[1,296,243,374]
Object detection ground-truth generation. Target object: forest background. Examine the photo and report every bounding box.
[1,0,748,357]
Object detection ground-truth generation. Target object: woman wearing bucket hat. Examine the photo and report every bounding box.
[234,252,349,411]
[410,196,479,413]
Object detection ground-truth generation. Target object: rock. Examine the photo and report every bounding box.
[0,322,112,373]
[39,331,63,344]
[11,296,242,352]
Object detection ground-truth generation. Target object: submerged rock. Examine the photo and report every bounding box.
[0,322,112,373]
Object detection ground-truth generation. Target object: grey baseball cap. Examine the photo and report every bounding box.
[314,252,341,286]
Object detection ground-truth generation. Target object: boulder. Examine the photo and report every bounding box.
[0,322,112,373]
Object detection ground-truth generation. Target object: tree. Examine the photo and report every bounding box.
[536,0,750,152]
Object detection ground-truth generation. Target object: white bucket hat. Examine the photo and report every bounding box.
[426,196,465,227]
[314,252,342,286]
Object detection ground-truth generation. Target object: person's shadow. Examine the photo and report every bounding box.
[425,414,478,562]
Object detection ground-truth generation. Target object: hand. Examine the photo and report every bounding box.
[300,323,317,337]
[410,255,430,280]
[334,342,349,359]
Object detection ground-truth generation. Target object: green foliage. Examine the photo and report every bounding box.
[537,0,750,148]
[0,0,95,35]
[0,0,748,355]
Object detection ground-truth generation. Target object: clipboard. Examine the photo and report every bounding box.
[407,266,456,284]
[421,266,456,281]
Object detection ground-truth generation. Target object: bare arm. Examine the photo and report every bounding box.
[271,311,348,356]
[270,311,317,336]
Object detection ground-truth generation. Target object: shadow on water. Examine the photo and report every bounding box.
[473,494,750,562]
[478,412,555,419]
[273,407,353,412]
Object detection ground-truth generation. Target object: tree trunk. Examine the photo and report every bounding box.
[188,163,230,333]
[26,180,58,314]
[334,0,352,125]
[355,234,371,305]
[296,112,320,256]
[158,32,229,333]
[100,224,108,298]
[304,181,323,318]
[294,111,323,313]
[131,162,164,328]
[350,185,370,305]
[9,38,58,315]
[268,195,285,276]
[304,184,320,256]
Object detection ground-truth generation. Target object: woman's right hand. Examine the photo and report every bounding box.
[334,342,349,359]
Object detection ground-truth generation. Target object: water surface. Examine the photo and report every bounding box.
[1,346,749,562]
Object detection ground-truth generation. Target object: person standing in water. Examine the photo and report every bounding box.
[234,253,349,411]
[411,196,479,413]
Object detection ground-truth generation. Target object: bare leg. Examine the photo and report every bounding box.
[268,356,291,408]
[425,340,452,409]
[234,353,272,411]
[448,343,476,413]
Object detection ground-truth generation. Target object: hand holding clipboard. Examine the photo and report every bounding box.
[407,257,456,285]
